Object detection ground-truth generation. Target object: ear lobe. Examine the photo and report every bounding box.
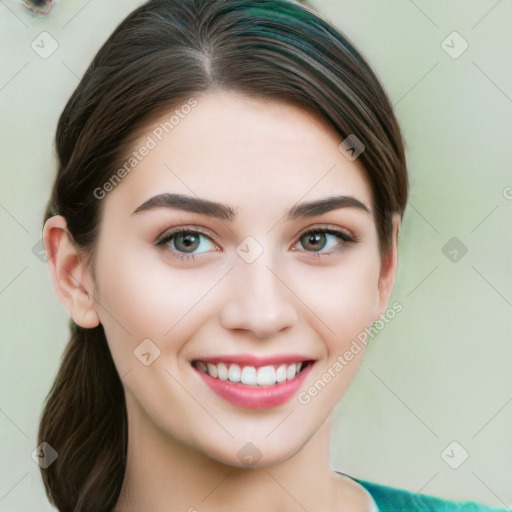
[374,213,401,321]
[43,216,100,329]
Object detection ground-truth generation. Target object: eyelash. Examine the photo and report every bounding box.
[154,227,217,262]
[297,228,356,258]
[154,226,357,262]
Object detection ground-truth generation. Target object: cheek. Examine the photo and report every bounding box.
[290,253,380,408]
[288,251,381,346]
[92,242,223,370]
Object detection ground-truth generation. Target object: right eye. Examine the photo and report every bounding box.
[155,227,220,261]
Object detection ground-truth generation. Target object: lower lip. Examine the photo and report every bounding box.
[194,363,313,409]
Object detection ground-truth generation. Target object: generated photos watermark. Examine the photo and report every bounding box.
[93,97,198,200]
[297,301,403,405]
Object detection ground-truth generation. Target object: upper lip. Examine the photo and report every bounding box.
[192,353,315,366]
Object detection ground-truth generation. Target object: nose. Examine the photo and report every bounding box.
[219,255,299,339]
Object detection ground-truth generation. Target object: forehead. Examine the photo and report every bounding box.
[106,91,373,216]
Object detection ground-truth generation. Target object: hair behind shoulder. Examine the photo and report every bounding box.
[39,325,126,511]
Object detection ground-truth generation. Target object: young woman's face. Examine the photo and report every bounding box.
[91,91,395,467]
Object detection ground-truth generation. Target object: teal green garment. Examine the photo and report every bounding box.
[351,476,509,512]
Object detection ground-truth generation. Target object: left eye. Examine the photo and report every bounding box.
[296,229,353,253]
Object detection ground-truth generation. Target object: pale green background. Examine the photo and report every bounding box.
[0,0,510,510]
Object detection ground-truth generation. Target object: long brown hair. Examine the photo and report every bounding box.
[39,0,408,509]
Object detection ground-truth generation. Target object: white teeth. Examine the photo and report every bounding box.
[207,363,217,378]
[196,361,208,373]
[196,360,306,386]
[217,363,228,381]
[228,364,241,383]
[276,364,287,383]
[286,363,297,380]
[240,366,257,385]
[257,365,276,386]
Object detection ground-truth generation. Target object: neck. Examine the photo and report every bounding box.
[115,393,372,512]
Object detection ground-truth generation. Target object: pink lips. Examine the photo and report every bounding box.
[192,355,314,409]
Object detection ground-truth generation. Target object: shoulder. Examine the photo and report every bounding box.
[346,475,508,512]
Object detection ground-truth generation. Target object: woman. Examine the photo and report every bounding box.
[38,0,506,510]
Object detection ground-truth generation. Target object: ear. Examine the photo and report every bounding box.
[43,216,100,328]
[374,213,401,321]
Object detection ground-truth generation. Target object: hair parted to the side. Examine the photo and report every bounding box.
[39,0,408,510]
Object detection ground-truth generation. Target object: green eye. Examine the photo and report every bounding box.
[156,229,217,260]
[298,229,355,253]
[171,232,208,253]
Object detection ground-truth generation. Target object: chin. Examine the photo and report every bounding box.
[192,429,311,471]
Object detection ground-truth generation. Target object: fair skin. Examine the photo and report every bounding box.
[44,91,400,511]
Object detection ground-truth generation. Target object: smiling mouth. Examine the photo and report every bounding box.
[192,360,312,387]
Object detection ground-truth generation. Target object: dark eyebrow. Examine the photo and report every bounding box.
[133,193,237,221]
[287,195,371,220]
[132,193,370,221]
